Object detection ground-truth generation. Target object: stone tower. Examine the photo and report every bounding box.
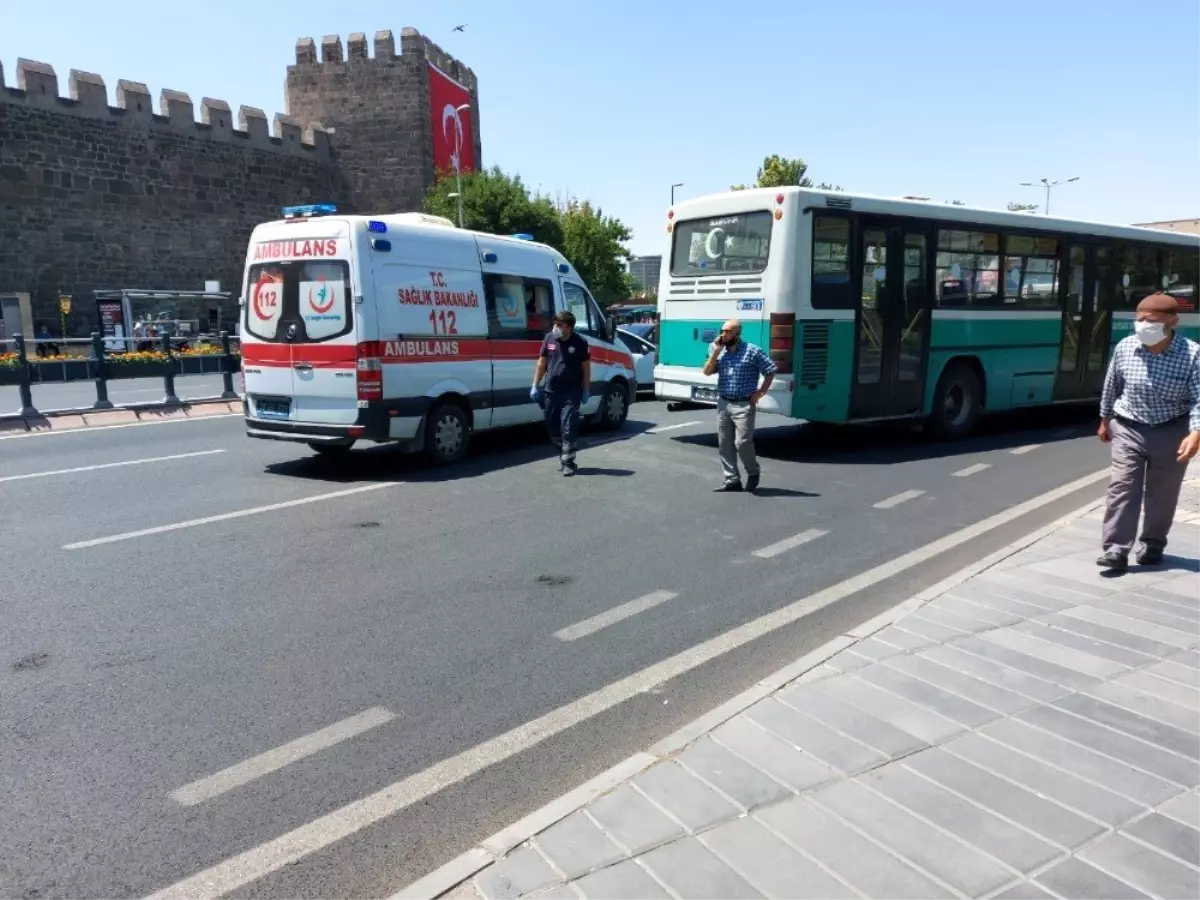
[285,28,481,216]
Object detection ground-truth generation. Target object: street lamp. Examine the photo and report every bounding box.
[1019,176,1080,216]
[671,182,683,205]
[454,102,471,228]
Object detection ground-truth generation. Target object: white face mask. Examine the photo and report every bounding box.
[1134,320,1167,345]
[551,327,564,340]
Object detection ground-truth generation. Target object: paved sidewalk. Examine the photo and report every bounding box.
[428,476,1200,900]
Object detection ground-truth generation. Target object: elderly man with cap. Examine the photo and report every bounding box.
[1096,292,1200,571]
[702,318,777,492]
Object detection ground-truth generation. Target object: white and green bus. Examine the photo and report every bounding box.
[654,188,1199,437]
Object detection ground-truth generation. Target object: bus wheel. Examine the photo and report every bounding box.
[595,381,629,431]
[424,401,471,465]
[309,440,355,456]
[929,363,982,440]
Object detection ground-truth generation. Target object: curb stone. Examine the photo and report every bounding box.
[394,493,1110,900]
[0,396,243,433]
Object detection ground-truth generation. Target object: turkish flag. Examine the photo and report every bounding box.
[429,63,476,177]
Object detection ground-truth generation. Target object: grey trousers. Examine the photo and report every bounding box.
[1101,417,1190,554]
[717,398,760,483]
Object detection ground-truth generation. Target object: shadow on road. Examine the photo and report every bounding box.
[263,416,657,484]
[673,404,1100,466]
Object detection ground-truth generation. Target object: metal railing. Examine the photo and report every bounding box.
[3,331,241,418]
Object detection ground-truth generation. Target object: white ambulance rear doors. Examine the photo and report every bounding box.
[242,217,359,426]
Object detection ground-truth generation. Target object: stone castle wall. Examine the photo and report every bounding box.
[0,28,478,334]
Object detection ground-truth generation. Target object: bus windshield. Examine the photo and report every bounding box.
[670,211,773,277]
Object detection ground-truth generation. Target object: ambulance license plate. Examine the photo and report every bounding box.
[692,386,719,403]
[256,398,291,420]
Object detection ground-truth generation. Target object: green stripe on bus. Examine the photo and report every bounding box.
[658,319,769,368]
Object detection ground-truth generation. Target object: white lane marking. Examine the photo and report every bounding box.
[142,466,1111,900]
[752,528,829,560]
[1010,444,1041,455]
[0,450,226,484]
[169,707,396,807]
[646,421,703,434]
[0,412,242,441]
[553,591,679,642]
[954,463,992,477]
[873,489,926,509]
[64,482,398,550]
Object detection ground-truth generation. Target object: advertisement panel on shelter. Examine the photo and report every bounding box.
[428,63,476,176]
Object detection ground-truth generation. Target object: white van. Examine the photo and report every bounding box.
[239,204,637,464]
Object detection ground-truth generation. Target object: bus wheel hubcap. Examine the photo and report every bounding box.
[436,416,463,454]
[945,385,968,425]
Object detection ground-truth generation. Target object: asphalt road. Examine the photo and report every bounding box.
[6,374,232,414]
[0,399,1116,899]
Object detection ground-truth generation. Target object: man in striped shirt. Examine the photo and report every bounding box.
[1096,293,1200,571]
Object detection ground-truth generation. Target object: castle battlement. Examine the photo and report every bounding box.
[289,27,477,93]
[0,57,330,161]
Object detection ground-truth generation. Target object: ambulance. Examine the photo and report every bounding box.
[239,204,637,464]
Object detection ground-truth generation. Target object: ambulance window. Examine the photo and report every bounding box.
[526,282,552,332]
[485,274,530,335]
[300,260,351,340]
[562,281,598,335]
[245,264,285,340]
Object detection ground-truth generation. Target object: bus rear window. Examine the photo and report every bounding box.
[245,260,352,342]
[670,211,772,277]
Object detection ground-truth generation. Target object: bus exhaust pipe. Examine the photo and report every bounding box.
[667,401,708,412]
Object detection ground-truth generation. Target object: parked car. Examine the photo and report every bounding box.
[615,327,656,397]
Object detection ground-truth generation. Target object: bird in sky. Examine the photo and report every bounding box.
[452,24,467,32]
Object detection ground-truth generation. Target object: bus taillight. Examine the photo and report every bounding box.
[769,312,794,375]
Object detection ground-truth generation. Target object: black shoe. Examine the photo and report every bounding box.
[746,473,760,492]
[1096,551,1128,571]
[714,481,743,492]
[562,461,578,477]
[1136,545,1164,566]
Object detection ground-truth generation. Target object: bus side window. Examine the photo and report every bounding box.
[811,216,854,309]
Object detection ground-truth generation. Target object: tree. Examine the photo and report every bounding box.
[1006,201,1039,213]
[557,198,633,306]
[423,166,563,248]
[732,154,841,191]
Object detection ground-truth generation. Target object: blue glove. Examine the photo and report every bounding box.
[580,388,590,405]
[531,385,544,407]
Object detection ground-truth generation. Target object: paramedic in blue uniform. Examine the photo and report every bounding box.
[532,310,591,476]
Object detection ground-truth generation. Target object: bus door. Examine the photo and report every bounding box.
[850,220,932,420]
[1055,243,1112,401]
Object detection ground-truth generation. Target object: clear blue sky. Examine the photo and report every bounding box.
[3,0,1197,254]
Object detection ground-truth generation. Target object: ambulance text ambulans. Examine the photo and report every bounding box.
[240,204,637,464]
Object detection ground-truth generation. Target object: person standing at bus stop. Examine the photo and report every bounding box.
[704,318,777,492]
[532,310,591,476]
[1097,292,1200,571]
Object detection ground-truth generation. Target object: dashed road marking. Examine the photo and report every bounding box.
[752,528,829,559]
[0,450,226,484]
[646,420,704,434]
[169,707,397,806]
[553,591,679,642]
[1010,444,1041,455]
[954,463,992,477]
[873,489,926,509]
[63,482,399,550]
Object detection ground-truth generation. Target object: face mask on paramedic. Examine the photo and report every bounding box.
[551,326,565,340]
[1134,320,1167,346]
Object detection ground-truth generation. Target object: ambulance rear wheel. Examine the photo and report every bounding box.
[424,401,470,465]
[595,381,629,431]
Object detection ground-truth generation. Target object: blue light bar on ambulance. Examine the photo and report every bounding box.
[512,233,534,241]
[367,220,388,233]
[281,203,337,219]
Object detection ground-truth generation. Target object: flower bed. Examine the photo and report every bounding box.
[1,346,240,384]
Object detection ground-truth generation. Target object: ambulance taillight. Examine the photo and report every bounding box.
[356,351,383,402]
